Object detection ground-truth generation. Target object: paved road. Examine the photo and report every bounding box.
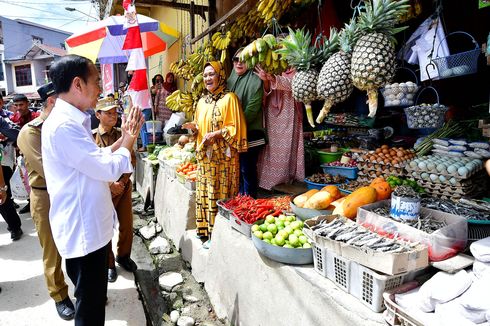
[0,206,147,326]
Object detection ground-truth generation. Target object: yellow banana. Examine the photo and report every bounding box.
[265,48,272,67]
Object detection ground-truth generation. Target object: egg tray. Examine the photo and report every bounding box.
[357,157,412,169]
[411,178,485,194]
[423,187,485,200]
[409,171,486,187]
[357,170,406,179]
[405,164,482,181]
[357,164,406,176]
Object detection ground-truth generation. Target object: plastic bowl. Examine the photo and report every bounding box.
[251,232,313,265]
[290,201,332,221]
[321,164,359,179]
[317,150,343,163]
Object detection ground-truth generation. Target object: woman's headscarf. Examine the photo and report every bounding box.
[204,61,227,101]
[163,72,177,93]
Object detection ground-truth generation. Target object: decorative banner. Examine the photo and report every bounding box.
[101,63,114,96]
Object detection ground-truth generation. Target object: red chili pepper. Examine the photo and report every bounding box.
[271,210,281,217]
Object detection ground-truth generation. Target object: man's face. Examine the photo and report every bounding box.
[13,100,29,116]
[96,107,118,128]
[79,64,102,110]
[232,52,247,76]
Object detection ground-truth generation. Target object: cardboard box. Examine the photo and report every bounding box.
[357,201,468,262]
[339,241,428,275]
[305,214,428,275]
[303,215,344,254]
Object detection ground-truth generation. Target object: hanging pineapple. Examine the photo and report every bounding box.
[277,27,338,127]
[316,19,360,124]
[350,0,409,118]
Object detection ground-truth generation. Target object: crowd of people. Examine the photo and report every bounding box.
[0,49,305,325]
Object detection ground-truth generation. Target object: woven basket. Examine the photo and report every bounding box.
[404,86,447,129]
[381,67,419,107]
[432,31,480,79]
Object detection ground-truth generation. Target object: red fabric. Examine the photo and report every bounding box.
[11,110,40,128]
[128,69,148,91]
[123,0,131,10]
[313,0,342,39]
[122,26,143,50]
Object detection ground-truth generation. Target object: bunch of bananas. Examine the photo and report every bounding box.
[256,0,292,23]
[169,59,196,80]
[239,34,288,75]
[211,31,232,50]
[229,10,266,40]
[165,90,194,113]
[191,73,205,98]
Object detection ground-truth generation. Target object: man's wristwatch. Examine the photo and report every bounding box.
[0,185,8,192]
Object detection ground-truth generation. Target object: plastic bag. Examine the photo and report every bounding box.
[0,142,16,169]
[10,156,30,200]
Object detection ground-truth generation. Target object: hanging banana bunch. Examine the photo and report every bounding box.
[211,31,232,50]
[256,0,292,23]
[239,34,288,75]
[165,90,195,114]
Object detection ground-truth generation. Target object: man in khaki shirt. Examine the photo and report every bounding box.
[93,97,137,282]
[17,83,75,320]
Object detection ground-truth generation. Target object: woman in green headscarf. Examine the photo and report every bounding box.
[183,61,248,245]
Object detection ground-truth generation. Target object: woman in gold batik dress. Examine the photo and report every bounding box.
[183,61,247,245]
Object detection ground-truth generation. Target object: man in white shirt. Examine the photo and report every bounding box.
[42,55,144,326]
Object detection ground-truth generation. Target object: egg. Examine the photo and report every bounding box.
[436,164,447,173]
[426,162,436,170]
[412,171,418,178]
[409,161,417,168]
[449,177,457,185]
[439,175,446,183]
[421,172,429,180]
[447,165,457,174]
[418,162,427,170]
[458,166,469,177]
[430,174,438,182]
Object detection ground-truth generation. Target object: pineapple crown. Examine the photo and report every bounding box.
[338,18,362,53]
[316,27,340,64]
[276,27,316,71]
[357,0,410,43]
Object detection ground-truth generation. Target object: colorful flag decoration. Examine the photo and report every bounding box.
[123,1,151,109]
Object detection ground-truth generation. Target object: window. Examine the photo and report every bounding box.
[32,35,43,44]
[0,54,4,81]
[15,64,32,86]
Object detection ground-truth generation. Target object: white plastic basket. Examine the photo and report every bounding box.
[312,243,327,277]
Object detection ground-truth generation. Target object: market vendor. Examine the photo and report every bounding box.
[183,61,247,248]
[227,49,265,198]
[152,73,176,125]
[92,97,137,282]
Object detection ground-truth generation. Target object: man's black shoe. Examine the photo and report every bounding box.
[108,268,118,282]
[10,229,23,241]
[55,297,75,320]
[18,204,30,214]
[116,256,137,272]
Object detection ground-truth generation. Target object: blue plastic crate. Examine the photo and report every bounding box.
[304,179,343,190]
[321,165,358,180]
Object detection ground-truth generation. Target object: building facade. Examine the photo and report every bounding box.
[0,17,70,97]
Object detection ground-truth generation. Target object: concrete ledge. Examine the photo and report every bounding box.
[135,154,156,205]
[180,230,210,283]
[154,169,196,250]
[204,215,385,326]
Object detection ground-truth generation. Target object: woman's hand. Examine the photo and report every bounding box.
[254,65,272,82]
[202,130,222,146]
[182,122,198,135]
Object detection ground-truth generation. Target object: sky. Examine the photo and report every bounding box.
[0,0,101,34]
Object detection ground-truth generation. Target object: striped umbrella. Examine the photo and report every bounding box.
[65,14,179,64]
